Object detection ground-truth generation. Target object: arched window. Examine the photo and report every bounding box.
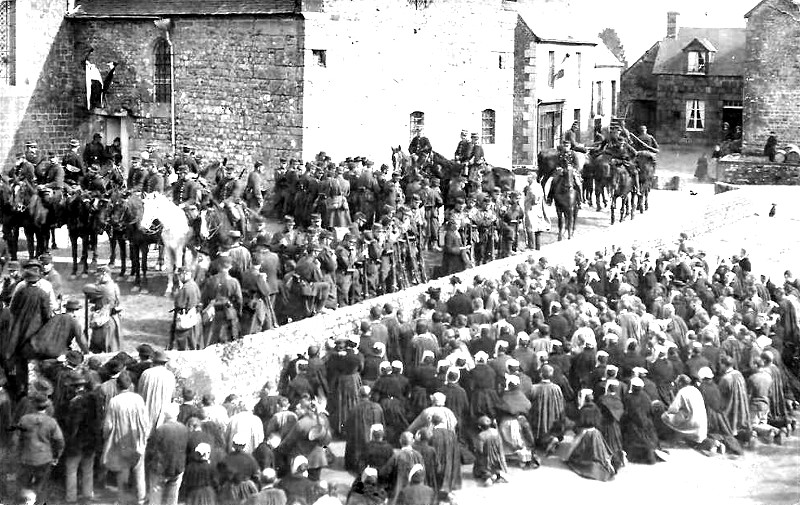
[481,109,496,144]
[154,38,171,103]
[410,111,424,140]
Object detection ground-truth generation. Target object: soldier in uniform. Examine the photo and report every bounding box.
[323,166,352,228]
[335,233,361,307]
[316,231,339,310]
[227,230,252,281]
[418,178,442,251]
[173,145,199,174]
[270,215,306,262]
[602,119,641,195]
[244,160,267,214]
[472,194,497,265]
[367,223,392,296]
[355,161,380,226]
[408,129,433,166]
[499,191,524,258]
[273,157,289,216]
[127,155,147,191]
[563,121,587,153]
[441,218,471,275]
[466,133,486,195]
[62,139,86,188]
[454,130,473,164]
[547,139,583,205]
[201,256,242,345]
[283,159,300,216]
[142,162,165,195]
[82,133,108,167]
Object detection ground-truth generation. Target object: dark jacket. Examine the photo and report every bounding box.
[145,420,189,478]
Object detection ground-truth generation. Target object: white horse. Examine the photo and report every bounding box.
[139,193,194,296]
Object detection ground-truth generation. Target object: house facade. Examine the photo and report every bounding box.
[620,12,746,145]
[0,0,621,178]
[742,0,800,153]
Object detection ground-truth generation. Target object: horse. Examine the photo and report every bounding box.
[537,149,559,186]
[481,165,516,194]
[106,190,129,277]
[634,151,656,213]
[609,164,633,225]
[550,167,579,241]
[139,192,194,296]
[12,182,51,259]
[64,190,104,278]
[588,153,613,211]
[580,155,595,207]
[198,203,251,257]
[391,146,412,175]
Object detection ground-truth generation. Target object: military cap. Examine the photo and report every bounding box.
[64,299,81,311]
[69,139,80,148]
[229,230,242,239]
[25,140,39,148]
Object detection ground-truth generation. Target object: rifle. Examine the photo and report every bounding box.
[388,245,398,293]
[416,223,429,283]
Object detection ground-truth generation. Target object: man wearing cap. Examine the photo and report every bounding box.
[244,160,267,214]
[601,119,640,195]
[137,349,176,434]
[499,191,524,257]
[6,261,53,399]
[440,218,471,275]
[83,133,108,167]
[14,393,63,501]
[228,230,252,281]
[454,130,473,164]
[466,133,486,194]
[170,267,202,350]
[201,255,242,344]
[335,233,361,307]
[173,145,199,174]
[145,404,188,505]
[62,139,86,188]
[408,129,432,166]
[61,371,98,503]
[270,215,305,261]
[272,157,290,216]
[277,400,331,481]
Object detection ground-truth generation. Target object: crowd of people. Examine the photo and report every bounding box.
[1,231,798,504]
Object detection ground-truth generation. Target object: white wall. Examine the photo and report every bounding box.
[302,0,519,168]
[592,65,623,131]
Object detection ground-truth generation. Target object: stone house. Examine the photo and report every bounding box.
[620,12,746,145]
[742,0,800,154]
[0,0,621,178]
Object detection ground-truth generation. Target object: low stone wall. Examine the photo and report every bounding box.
[151,187,785,404]
[718,157,800,185]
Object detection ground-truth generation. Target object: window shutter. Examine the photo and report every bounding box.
[698,100,706,129]
[685,100,693,129]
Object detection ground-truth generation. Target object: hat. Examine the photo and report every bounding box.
[232,431,250,446]
[379,361,392,372]
[64,299,81,311]
[756,335,772,349]
[391,360,404,372]
[630,377,645,388]
[32,393,51,410]
[194,442,212,459]
[474,351,489,364]
[25,140,39,148]
[38,253,52,265]
[229,230,242,239]
[152,350,169,363]
[477,415,492,428]
[283,215,295,223]
[362,467,379,482]
[408,463,425,481]
[431,392,446,406]
[291,455,309,474]
[632,366,648,376]
[597,350,609,358]
[65,350,84,367]
[698,367,714,380]
[23,259,42,270]
[6,260,20,270]
[69,139,80,148]
[420,349,435,363]
[470,132,479,138]
[136,343,154,358]
[505,374,521,389]
[369,423,384,437]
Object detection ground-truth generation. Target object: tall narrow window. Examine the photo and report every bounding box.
[481,109,496,145]
[573,109,581,142]
[611,80,617,116]
[312,49,327,67]
[576,52,581,88]
[409,111,424,140]
[0,0,15,85]
[154,38,172,103]
[687,51,707,73]
[596,82,604,117]
[686,99,705,131]
[548,51,555,88]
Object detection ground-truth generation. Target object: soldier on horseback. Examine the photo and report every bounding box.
[601,119,640,195]
[466,133,486,196]
[63,140,85,189]
[454,130,472,164]
[547,139,583,206]
[409,128,433,167]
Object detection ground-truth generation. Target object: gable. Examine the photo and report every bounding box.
[745,0,800,18]
[683,38,718,53]
[653,28,745,76]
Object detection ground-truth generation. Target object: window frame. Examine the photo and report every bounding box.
[409,111,424,141]
[153,37,172,104]
[0,0,15,86]
[481,108,496,145]
[548,51,555,88]
[687,50,707,74]
[311,49,327,68]
[685,99,706,131]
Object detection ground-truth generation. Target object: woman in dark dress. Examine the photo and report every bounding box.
[328,338,365,435]
[565,390,617,481]
[621,378,661,464]
[597,381,626,470]
[184,443,219,505]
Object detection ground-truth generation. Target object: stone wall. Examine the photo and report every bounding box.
[718,157,800,185]
[742,0,800,154]
[620,43,659,134]
[656,74,743,145]
[162,187,773,403]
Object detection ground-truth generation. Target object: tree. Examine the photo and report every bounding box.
[598,28,627,68]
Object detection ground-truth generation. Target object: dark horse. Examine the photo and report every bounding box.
[65,190,105,278]
[549,167,580,241]
[1,182,51,259]
[106,190,129,278]
[588,153,613,211]
[610,164,633,225]
[108,192,161,292]
[634,151,656,214]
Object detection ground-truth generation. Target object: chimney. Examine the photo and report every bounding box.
[667,11,679,39]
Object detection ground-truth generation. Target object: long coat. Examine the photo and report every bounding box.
[523,181,550,233]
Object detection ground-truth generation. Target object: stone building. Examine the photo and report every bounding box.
[1,0,621,177]
[742,0,800,153]
[620,12,746,145]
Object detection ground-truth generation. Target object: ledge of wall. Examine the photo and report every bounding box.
[719,158,800,185]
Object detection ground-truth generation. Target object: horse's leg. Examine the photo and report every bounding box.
[5,224,17,261]
[91,232,98,266]
[109,232,117,267]
[164,246,176,297]
[119,236,128,278]
[156,242,164,272]
[80,233,90,277]
[24,227,35,260]
[50,227,58,250]
[610,196,616,225]
[557,208,564,241]
[70,230,79,278]
[140,243,150,294]
[130,240,140,291]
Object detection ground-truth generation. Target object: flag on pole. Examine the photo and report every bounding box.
[554,54,570,81]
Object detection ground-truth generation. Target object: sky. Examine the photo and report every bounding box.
[562,0,757,61]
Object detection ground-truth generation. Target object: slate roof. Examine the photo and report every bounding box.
[71,0,302,18]
[652,28,746,76]
[516,11,598,46]
[594,43,625,68]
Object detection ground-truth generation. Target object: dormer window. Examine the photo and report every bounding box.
[688,51,707,73]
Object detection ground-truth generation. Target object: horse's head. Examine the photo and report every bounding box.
[537,149,559,181]
[635,151,656,177]
[139,192,162,231]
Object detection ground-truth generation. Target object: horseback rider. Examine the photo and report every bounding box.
[600,119,640,195]
[466,132,486,195]
[547,139,583,206]
[454,130,473,164]
[62,139,86,189]
[38,151,66,209]
[563,121,588,153]
[408,128,432,167]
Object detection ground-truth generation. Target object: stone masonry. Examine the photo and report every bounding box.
[743,0,800,154]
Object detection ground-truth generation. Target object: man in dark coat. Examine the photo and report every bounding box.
[380,431,425,505]
[145,405,189,505]
[429,413,461,500]
[440,219,470,276]
[6,264,52,399]
[15,394,63,501]
[61,372,99,503]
